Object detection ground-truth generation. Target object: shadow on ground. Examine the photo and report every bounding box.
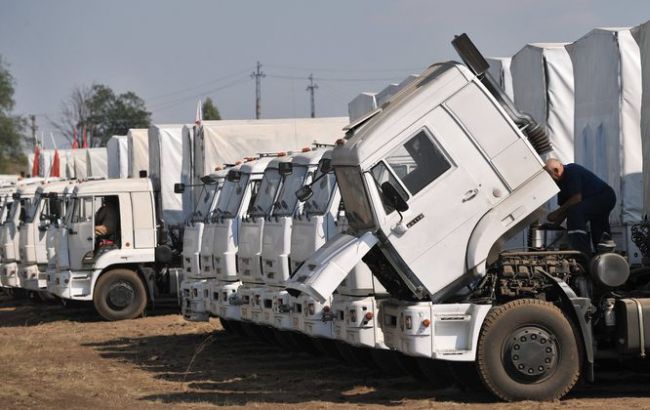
[84,325,650,407]
[84,328,485,407]
[0,293,178,327]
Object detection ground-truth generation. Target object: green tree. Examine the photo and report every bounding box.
[53,83,151,147]
[0,56,26,174]
[202,97,221,120]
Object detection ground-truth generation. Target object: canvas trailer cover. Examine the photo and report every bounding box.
[633,20,650,215]
[127,128,149,178]
[566,27,643,226]
[107,135,129,178]
[149,124,185,228]
[486,57,515,101]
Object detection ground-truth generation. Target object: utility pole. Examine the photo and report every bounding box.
[306,74,318,118]
[251,61,265,119]
[30,115,37,148]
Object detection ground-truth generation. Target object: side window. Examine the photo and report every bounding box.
[72,197,94,223]
[245,180,261,216]
[387,130,451,195]
[371,162,408,214]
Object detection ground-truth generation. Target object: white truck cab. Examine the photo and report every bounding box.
[179,170,227,321]
[285,35,610,401]
[258,148,326,331]
[19,179,76,292]
[0,183,18,288]
[209,158,273,326]
[53,177,183,320]
[45,184,75,296]
[1,178,51,288]
[237,155,291,329]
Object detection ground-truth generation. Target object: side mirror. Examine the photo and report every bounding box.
[226,170,241,182]
[200,174,219,184]
[278,162,293,176]
[12,193,20,200]
[380,181,409,213]
[174,183,185,193]
[295,186,313,202]
[320,158,332,174]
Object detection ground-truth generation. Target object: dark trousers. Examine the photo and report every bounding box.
[566,186,616,253]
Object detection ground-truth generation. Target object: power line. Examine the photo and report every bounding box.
[265,64,424,73]
[149,75,250,112]
[266,73,403,82]
[145,67,254,103]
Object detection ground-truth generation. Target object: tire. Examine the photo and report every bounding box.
[93,269,147,321]
[477,299,581,401]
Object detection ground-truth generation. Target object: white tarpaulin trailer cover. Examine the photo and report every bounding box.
[127,128,149,178]
[149,124,184,227]
[194,117,347,184]
[487,57,514,100]
[38,149,54,177]
[107,135,129,178]
[72,149,88,179]
[348,93,377,123]
[86,148,108,178]
[510,44,575,163]
[566,28,643,226]
[181,124,195,221]
[632,20,650,214]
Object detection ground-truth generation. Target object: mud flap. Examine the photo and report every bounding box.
[286,232,378,303]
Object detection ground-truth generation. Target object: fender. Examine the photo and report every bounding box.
[539,271,595,383]
[88,248,156,301]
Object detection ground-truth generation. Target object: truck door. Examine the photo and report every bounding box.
[372,107,507,294]
[68,196,96,271]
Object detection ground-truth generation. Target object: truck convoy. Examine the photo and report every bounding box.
[5,28,650,403]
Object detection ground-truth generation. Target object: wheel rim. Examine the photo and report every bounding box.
[106,280,136,311]
[503,326,558,382]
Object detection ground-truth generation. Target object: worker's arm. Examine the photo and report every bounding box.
[547,193,582,224]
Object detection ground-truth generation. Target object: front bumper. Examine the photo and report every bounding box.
[296,294,334,339]
[211,280,242,321]
[55,269,93,301]
[181,279,210,322]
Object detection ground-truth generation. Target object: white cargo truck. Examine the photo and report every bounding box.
[0,178,50,289]
[19,179,76,293]
[52,178,183,320]
[208,158,273,328]
[285,34,650,401]
[179,169,228,321]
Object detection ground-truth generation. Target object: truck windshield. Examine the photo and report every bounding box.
[304,161,337,216]
[272,165,308,216]
[26,192,42,223]
[214,173,250,218]
[249,168,281,217]
[9,198,28,223]
[192,184,218,222]
[334,166,375,231]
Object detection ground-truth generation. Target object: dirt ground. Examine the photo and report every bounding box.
[2,293,650,410]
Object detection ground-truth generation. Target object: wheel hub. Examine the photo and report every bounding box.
[507,326,558,378]
[107,281,135,310]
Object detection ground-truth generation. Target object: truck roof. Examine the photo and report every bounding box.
[239,156,275,174]
[333,62,474,168]
[17,178,66,195]
[72,177,153,196]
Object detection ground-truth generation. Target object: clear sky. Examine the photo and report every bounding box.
[1,0,649,148]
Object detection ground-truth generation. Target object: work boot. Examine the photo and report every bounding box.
[597,232,616,253]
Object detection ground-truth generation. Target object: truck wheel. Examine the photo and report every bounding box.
[477,299,580,401]
[94,269,147,321]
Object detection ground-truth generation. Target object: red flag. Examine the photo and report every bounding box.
[50,149,61,177]
[82,126,89,148]
[72,128,78,149]
[31,145,40,177]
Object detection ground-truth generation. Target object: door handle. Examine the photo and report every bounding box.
[86,237,93,242]
[68,229,77,235]
[462,188,479,203]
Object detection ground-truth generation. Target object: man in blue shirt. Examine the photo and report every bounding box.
[544,159,616,255]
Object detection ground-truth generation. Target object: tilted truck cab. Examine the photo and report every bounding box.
[286,35,629,401]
